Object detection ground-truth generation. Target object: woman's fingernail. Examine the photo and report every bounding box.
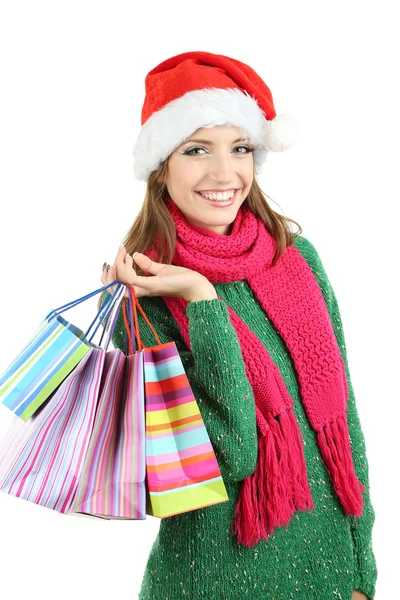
[133,252,138,259]
[106,265,110,273]
[102,262,107,271]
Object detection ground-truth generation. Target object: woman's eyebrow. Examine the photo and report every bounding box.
[180,137,250,146]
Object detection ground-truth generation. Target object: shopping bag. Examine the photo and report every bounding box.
[0,279,122,421]
[124,286,229,518]
[0,284,126,513]
[70,288,146,520]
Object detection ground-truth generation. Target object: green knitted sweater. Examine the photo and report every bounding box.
[106,234,377,600]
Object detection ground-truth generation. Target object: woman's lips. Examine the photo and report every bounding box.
[195,189,240,207]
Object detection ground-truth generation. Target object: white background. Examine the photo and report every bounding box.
[0,1,398,598]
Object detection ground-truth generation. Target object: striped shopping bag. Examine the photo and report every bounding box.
[70,288,146,520]
[0,284,126,513]
[124,286,229,518]
[0,279,122,421]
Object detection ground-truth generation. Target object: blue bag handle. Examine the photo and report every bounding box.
[43,280,124,346]
[95,286,128,354]
[99,286,137,355]
[84,283,123,341]
[44,280,121,322]
[93,284,127,349]
[97,286,137,353]
[98,286,122,348]
[44,280,122,341]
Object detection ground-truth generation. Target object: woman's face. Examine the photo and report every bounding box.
[162,126,254,235]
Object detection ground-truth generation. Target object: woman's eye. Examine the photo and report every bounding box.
[235,145,254,154]
[183,145,254,156]
[184,147,206,156]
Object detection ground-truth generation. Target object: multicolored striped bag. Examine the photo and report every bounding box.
[0,283,126,513]
[123,286,229,518]
[0,280,121,421]
[70,287,146,520]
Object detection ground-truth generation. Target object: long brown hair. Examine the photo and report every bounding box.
[98,159,302,309]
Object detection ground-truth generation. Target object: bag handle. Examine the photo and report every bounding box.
[94,290,115,341]
[44,281,123,344]
[42,280,127,349]
[122,297,134,354]
[44,280,121,322]
[122,286,142,353]
[119,289,137,355]
[95,284,127,350]
[84,283,123,341]
[97,289,119,349]
[122,285,161,351]
[127,288,136,353]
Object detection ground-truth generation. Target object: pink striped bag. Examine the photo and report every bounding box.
[69,288,146,520]
[0,284,126,513]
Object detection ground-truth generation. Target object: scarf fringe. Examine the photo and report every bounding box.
[231,408,314,547]
[317,414,365,517]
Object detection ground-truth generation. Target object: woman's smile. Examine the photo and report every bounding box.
[194,188,241,207]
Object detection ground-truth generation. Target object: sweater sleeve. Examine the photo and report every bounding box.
[104,291,258,483]
[293,235,378,600]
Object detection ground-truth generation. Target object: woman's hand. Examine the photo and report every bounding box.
[352,591,369,600]
[101,245,217,303]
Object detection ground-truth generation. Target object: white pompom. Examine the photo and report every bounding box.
[264,112,298,152]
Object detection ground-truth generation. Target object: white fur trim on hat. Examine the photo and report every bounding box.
[265,112,298,152]
[132,88,297,181]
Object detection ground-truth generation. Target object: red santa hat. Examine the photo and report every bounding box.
[132,51,298,181]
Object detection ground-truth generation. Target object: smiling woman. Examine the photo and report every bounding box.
[98,50,377,600]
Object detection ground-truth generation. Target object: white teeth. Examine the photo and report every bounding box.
[198,190,236,201]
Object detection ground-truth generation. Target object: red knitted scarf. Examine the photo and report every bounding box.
[147,196,364,547]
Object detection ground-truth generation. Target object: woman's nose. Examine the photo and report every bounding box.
[208,155,235,181]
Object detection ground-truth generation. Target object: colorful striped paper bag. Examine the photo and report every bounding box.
[0,283,126,513]
[125,286,229,519]
[70,346,146,520]
[0,281,120,421]
[144,341,229,518]
[0,348,105,512]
